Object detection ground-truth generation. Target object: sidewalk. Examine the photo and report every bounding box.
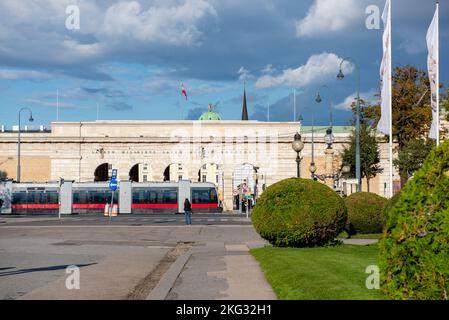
[147,226,277,300]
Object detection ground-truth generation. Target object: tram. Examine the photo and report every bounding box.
[0,180,222,215]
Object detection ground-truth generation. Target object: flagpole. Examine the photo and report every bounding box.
[293,89,296,121]
[179,83,182,120]
[436,0,440,146]
[56,89,59,121]
[267,102,270,122]
[388,0,394,198]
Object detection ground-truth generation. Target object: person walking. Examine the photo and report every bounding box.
[184,198,192,225]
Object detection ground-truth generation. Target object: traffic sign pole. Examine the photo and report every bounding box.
[109,190,114,224]
[108,169,118,223]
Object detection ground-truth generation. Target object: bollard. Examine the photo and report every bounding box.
[112,204,118,217]
[104,203,110,216]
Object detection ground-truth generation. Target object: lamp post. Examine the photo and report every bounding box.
[337,57,361,192]
[324,127,335,149]
[17,107,34,183]
[315,84,334,128]
[292,132,304,178]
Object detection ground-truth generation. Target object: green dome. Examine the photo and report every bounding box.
[198,104,221,121]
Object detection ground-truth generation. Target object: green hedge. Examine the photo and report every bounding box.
[383,191,401,217]
[344,192,388,235]
[379,140,449,300]
[251,178,347,247]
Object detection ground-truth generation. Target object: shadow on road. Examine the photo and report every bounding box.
[0,263,97,277]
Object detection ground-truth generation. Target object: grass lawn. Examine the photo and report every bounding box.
[251,244,383,300]
[337,231,383,239]
[350,233,383,239]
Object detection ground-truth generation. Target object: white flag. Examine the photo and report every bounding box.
[377,0,391,135]
[427,3,439,140]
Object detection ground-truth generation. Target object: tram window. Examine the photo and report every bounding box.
[192,188,218,204]
[73,191,86,204]
[132,188,177,204]
[162,189,177,204]
[132,190,147,204]
[149,191,158,203]
[73,190,116,204]
[27,192,38,204]
[47,192,59,204]
[12,192,28,204]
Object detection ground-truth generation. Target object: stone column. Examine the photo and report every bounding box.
[221,165,234,213]
[325,147,334,188]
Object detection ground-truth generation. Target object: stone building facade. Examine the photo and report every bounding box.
[0,118,400,211]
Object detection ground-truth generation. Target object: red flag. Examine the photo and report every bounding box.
[181,83,188,100]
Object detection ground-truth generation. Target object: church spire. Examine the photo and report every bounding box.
[241,82,249,121]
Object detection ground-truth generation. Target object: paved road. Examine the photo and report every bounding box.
[0,214,275,300]
[0,214,252,227]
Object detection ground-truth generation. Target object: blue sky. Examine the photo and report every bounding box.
[0,0,447,127]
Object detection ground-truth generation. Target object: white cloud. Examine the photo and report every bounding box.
[238,66,254,81]
[261,64,276,74]
[100,0,217,45]
[255,53,353,89]
[296,0,363,37]
[23,98,77,109]
[335,89,378,110]
[0,69,51,81]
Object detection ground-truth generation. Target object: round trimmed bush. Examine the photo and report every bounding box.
[380,140,449,300]
[344,192,388,235]
[251,178,347,247]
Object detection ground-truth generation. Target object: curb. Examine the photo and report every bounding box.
[146,249,192,300]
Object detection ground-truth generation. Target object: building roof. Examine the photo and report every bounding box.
[301,126,354,134]
[198,103,221,121]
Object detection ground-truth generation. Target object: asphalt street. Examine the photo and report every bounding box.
[0,213,252,227]
[0,213,273,300]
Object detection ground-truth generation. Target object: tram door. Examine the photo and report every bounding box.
[119,181,131,214]
[178,180,191,213]
[60,181,72,215]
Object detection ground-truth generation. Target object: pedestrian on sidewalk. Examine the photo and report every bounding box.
[184,198,192,225]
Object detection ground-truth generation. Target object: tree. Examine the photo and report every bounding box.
[393,139,435,180]
[363,65,434,186]
[443,88,449,122]
[341,122,383,192]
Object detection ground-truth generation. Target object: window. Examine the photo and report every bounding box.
[12,191,58,204]
[192,188,218,204]
[73,189,117,204]
[132,188,178,204]
[202,175,206,182]
[178,175,183,181]
[143,175,147,182]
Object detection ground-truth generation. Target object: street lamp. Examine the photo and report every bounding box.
[292,132,304,178]
[315,85,334,128]
[17,107,34,183]
[337,57,361,192]
[309,161,317,179]
[324,127,335,149]
[342,165,351,175]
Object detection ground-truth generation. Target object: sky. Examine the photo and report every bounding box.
[0,0,448,127]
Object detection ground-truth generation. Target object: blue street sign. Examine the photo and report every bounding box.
[109,179,118,191]
[111,169,118,180]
